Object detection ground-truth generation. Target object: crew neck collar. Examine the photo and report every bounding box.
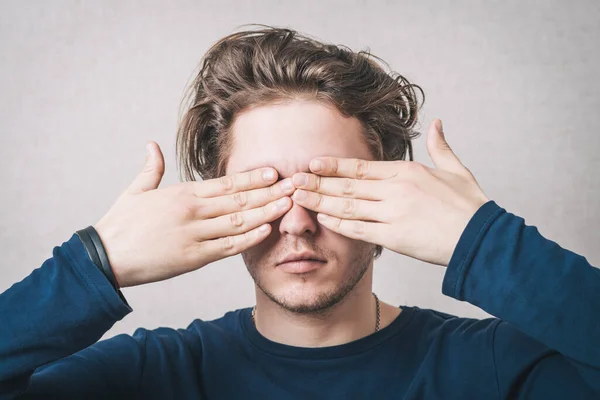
[239,305,417,360]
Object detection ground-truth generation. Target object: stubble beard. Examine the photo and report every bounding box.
[243,242,375,316]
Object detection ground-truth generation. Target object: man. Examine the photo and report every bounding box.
[1,27,598,399]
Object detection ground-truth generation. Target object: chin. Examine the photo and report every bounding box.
[244,245,374,314]
[259,272,362,314]
[275,283,336,312]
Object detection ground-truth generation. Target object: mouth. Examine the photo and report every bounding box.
[277,259,327,274]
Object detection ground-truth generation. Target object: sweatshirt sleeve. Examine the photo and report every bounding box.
[442,200,600,397]
[0,233,142,399]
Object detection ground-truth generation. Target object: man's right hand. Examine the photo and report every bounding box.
[93,141,295,288]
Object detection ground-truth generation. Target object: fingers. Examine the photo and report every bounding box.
[291,172,384,201]
[193,167,279,198]
[308,157,400,180]
[425,119,468,176]
[197,177,296,219]
[193,196,293,241]
[129,141,166,194]
[197,222,274,265]
[315,213,384,244]
[292,189,386,222]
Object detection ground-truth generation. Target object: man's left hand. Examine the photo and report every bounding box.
[290,119,490,267]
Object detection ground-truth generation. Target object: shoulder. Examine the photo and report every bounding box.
[410,306,501,341]
[411,306,548,351]
[411,307,556,396]
[131,308,248,351]
[397,306,502,378]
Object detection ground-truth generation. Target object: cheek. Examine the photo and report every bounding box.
[242,235,277,269]
[242,244,266,265]
[325,233,374,262]
[320,229,354,252]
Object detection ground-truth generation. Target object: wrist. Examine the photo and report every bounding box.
[76,225,121,290]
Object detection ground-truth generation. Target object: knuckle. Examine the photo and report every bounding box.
[181,200,198,219]
[341,198,355,217]
[342,178,355,195]
[315,193,324,208]
[219,176,234,191]
[334,217,342,229]
[229,211,244,228]
[233,191,248,208]
[355,159,368,179]
[193,199,211,219]
[315,175,322,191]
[395,179,418,194]
[330,159,339,174]
[191,183,205,198]
[221,236,235,253]
[352,220,366,236]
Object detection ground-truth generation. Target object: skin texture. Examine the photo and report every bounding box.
[293,120,490,268]
[96,98,485,347]
[97,94,486,347]
[225,100,399,347]
[222,99,489,348]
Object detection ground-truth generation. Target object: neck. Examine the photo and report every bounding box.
[253,269,392,347]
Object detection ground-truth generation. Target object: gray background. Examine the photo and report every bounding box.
[1,0,598,340]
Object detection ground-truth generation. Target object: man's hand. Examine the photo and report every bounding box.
[290,119,489,266]
[94,141,295,288]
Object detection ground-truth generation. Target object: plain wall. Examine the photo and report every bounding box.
[1,0,599,340]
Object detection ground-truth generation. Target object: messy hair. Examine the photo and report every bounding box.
[176,25,424,259]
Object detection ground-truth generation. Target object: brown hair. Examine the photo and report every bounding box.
[176,25,424,259]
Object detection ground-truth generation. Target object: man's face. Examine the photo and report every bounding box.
[225,100,377,314]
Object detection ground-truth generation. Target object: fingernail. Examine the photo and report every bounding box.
[294,190,307,200]
[277,197,288,208]
[146,143,153,160]
[435,119,443,134]
[281,179,294,191]
[259,224,270,233]
[263,169,276,181]
[310,160,323,172]
[292,174,307,187]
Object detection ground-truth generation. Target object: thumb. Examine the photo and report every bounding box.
[128,141,165,194]
[426,119,465,175]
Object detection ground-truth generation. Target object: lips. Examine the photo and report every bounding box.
[277,252,326,265]
[276,252,327,274]
[277,259,326,274]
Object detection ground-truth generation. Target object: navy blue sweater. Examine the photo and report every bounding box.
[1,200,599,399]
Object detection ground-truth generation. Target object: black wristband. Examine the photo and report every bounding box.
[76,227,102,272]
[76,226,120,290]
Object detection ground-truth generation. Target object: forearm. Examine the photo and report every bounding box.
[443,201,600,373]
[0,233,132,392]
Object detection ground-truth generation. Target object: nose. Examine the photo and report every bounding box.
[277,196,318,237]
